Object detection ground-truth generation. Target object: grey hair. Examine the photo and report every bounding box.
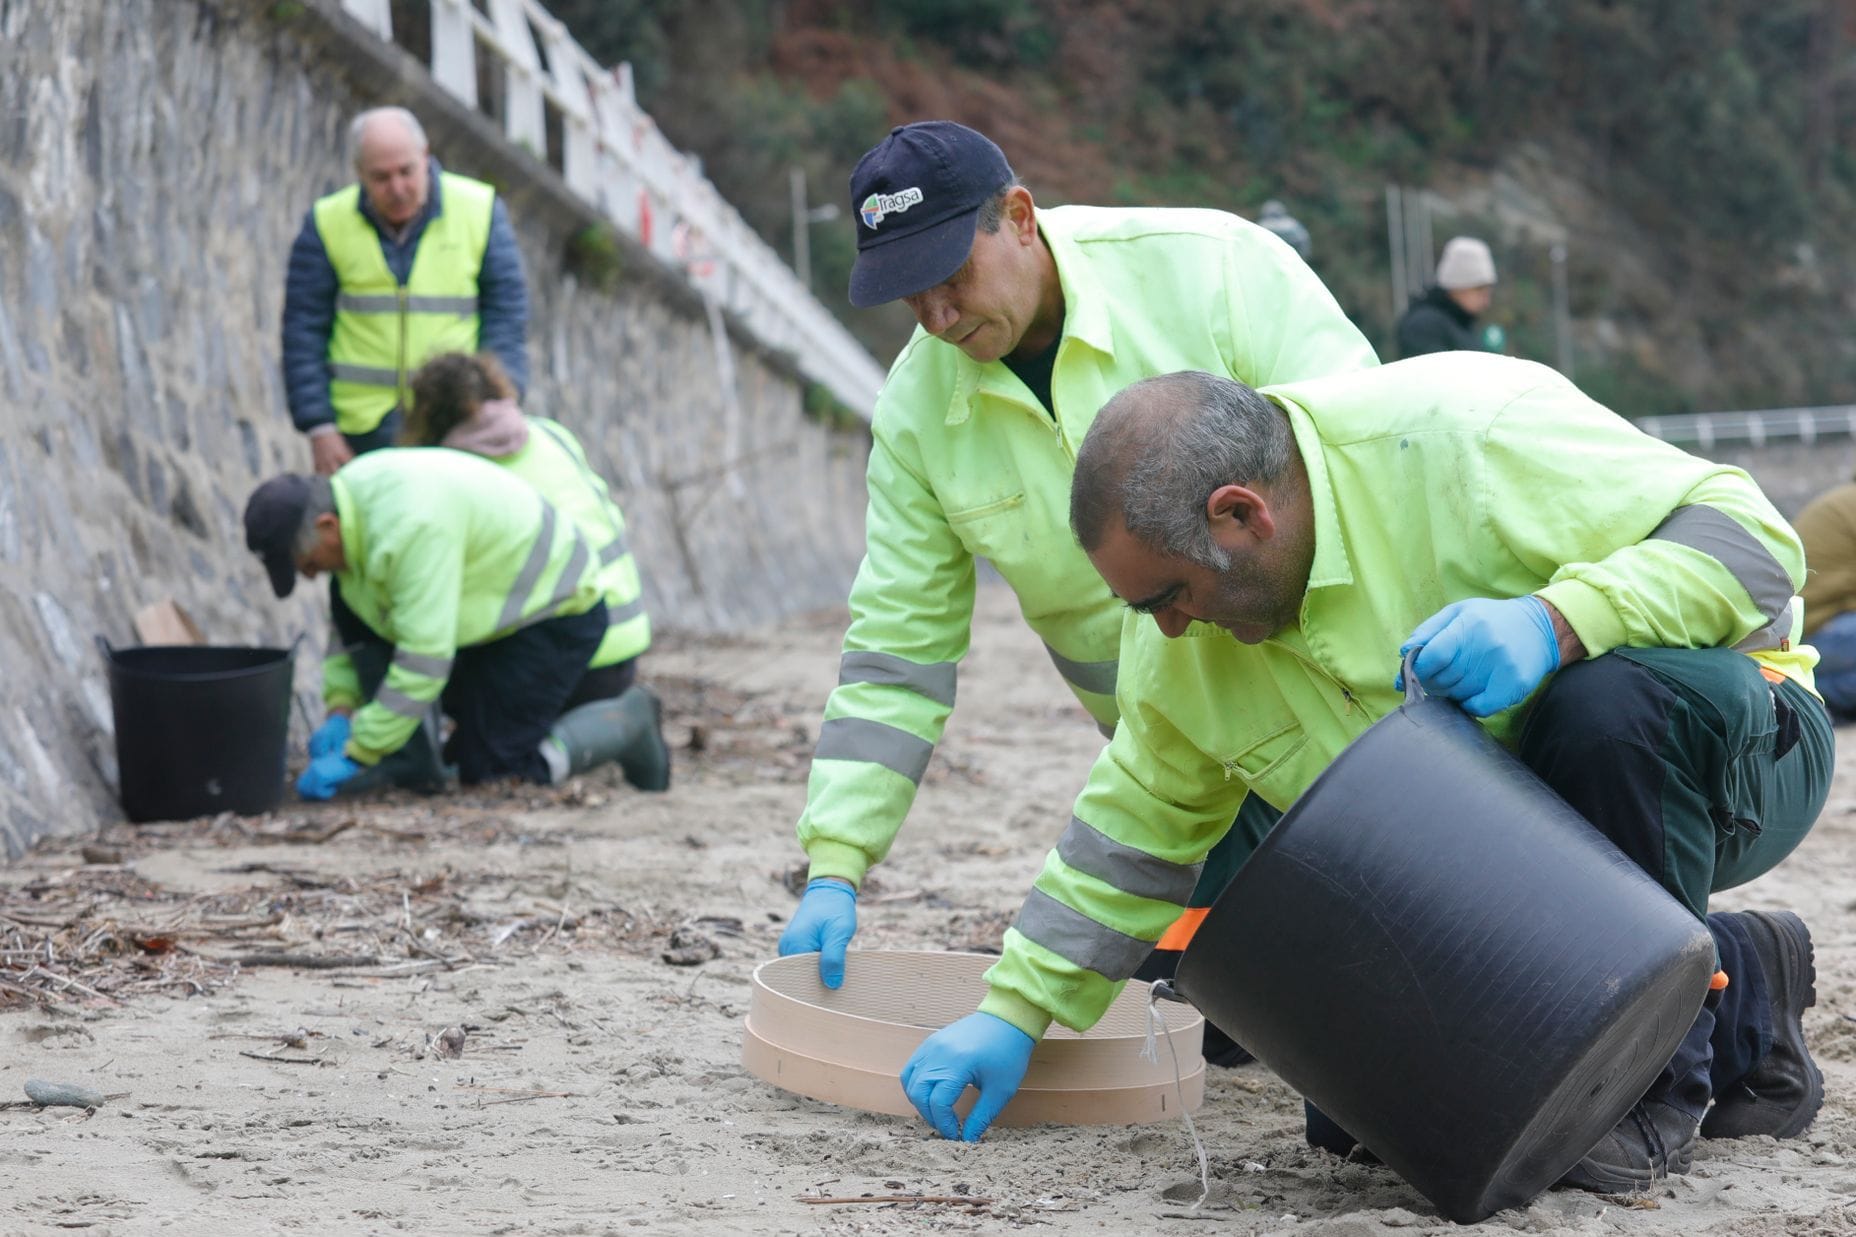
[1071,371,1294,569]
[348,107,428,168]
[975,177,1025,234]
[292,476,337,557]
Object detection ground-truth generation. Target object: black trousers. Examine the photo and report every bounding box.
[1517,647,1833,1118]
[563,656,637,712]
[439,603,608,785]
[332,595,608,787]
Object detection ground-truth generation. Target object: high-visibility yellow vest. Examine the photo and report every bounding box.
[313,172,495,435]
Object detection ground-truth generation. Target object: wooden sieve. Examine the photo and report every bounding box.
[742,950,1205,1126]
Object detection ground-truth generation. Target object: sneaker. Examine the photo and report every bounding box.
[1558,1099,1698,1194]
[1701,910,1823,1140]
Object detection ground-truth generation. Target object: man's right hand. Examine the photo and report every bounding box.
[307,713,353,760]
[778,877,857,988]
[901,1011,1035,1142]
[310,432,354,476]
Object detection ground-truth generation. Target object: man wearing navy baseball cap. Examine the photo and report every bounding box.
[780,119,1379,1078]
[847,121,1017,312]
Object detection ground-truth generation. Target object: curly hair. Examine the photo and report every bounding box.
[401,352,518,446]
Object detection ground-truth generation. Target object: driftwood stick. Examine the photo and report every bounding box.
[237,1051,324,1065]
[801,1188,994,1196]
[224,953,382,969]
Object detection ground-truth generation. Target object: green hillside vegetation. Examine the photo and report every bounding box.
[550,0,1856,416]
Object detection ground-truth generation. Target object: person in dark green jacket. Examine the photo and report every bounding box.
[906,358,1830,1199]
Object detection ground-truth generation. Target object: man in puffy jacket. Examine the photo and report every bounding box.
[242,450,647,797]
[281,106,529,474]
[778,121,1379,1006]
[903,357,1830,1198]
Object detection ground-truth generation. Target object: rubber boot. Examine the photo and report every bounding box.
[545,685,670,791]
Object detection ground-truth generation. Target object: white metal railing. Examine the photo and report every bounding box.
[1635,406,1856,451]
[336,0,885,419]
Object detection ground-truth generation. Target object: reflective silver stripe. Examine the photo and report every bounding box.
[325,629,349,657]
[497,503,559,633]
[1044,643,1118,697]
[551,532,592,611]
[599,531,631,566]
[1649,506,1795,627]
[392,649,453,680]
[336,293,479,314]
[814,717,934,784]
[838,651,957,709]
[607,596,646,626]
[1056,816,1202,904]
[1736,596,1800,654]
[1013,887,1153,980]
[329,362,400,386]
[374,684,429,720]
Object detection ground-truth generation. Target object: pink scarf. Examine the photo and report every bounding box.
[440,398,531,458]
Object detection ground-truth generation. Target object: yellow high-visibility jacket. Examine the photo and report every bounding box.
[798,205,1380,888]
[978,353,1818,1038]
[321,449,603,764]
[464,416,652,668]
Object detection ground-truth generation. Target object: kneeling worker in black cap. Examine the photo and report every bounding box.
[243,449,669,799]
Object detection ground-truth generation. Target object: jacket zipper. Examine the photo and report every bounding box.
[1265,637,1361,718]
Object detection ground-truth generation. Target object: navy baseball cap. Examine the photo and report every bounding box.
[243,474,312,598]
[848,121,1015,308]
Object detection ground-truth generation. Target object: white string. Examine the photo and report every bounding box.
[1145,986,1210,1210]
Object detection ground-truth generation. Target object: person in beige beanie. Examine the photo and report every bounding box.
[1396,236,1497,357]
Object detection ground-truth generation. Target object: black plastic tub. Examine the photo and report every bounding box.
[98,639,296,822]
[1173,659,1715,1223]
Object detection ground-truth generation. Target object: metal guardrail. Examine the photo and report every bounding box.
[1635,407,1856,450]
[336,0,886,418]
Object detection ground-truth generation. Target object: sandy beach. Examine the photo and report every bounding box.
[3,581,1854,1236]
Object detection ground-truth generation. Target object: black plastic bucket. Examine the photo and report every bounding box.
[98,638,297,822]
[1173,657,1715,1223]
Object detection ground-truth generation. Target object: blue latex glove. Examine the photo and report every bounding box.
[297,753,362,801]
[1400,596,1560,717]
[901,1011,1035,1142]
[778,878,857,989]
[307,713,352,760]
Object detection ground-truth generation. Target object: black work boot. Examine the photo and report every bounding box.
[336,713,450,796]
[1558,1099,1699,1194]
[1701,911,1823,1140]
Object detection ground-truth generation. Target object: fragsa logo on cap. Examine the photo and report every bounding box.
[860,187,924,230]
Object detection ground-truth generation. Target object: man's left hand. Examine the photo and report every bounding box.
[1400,596,1560,717]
